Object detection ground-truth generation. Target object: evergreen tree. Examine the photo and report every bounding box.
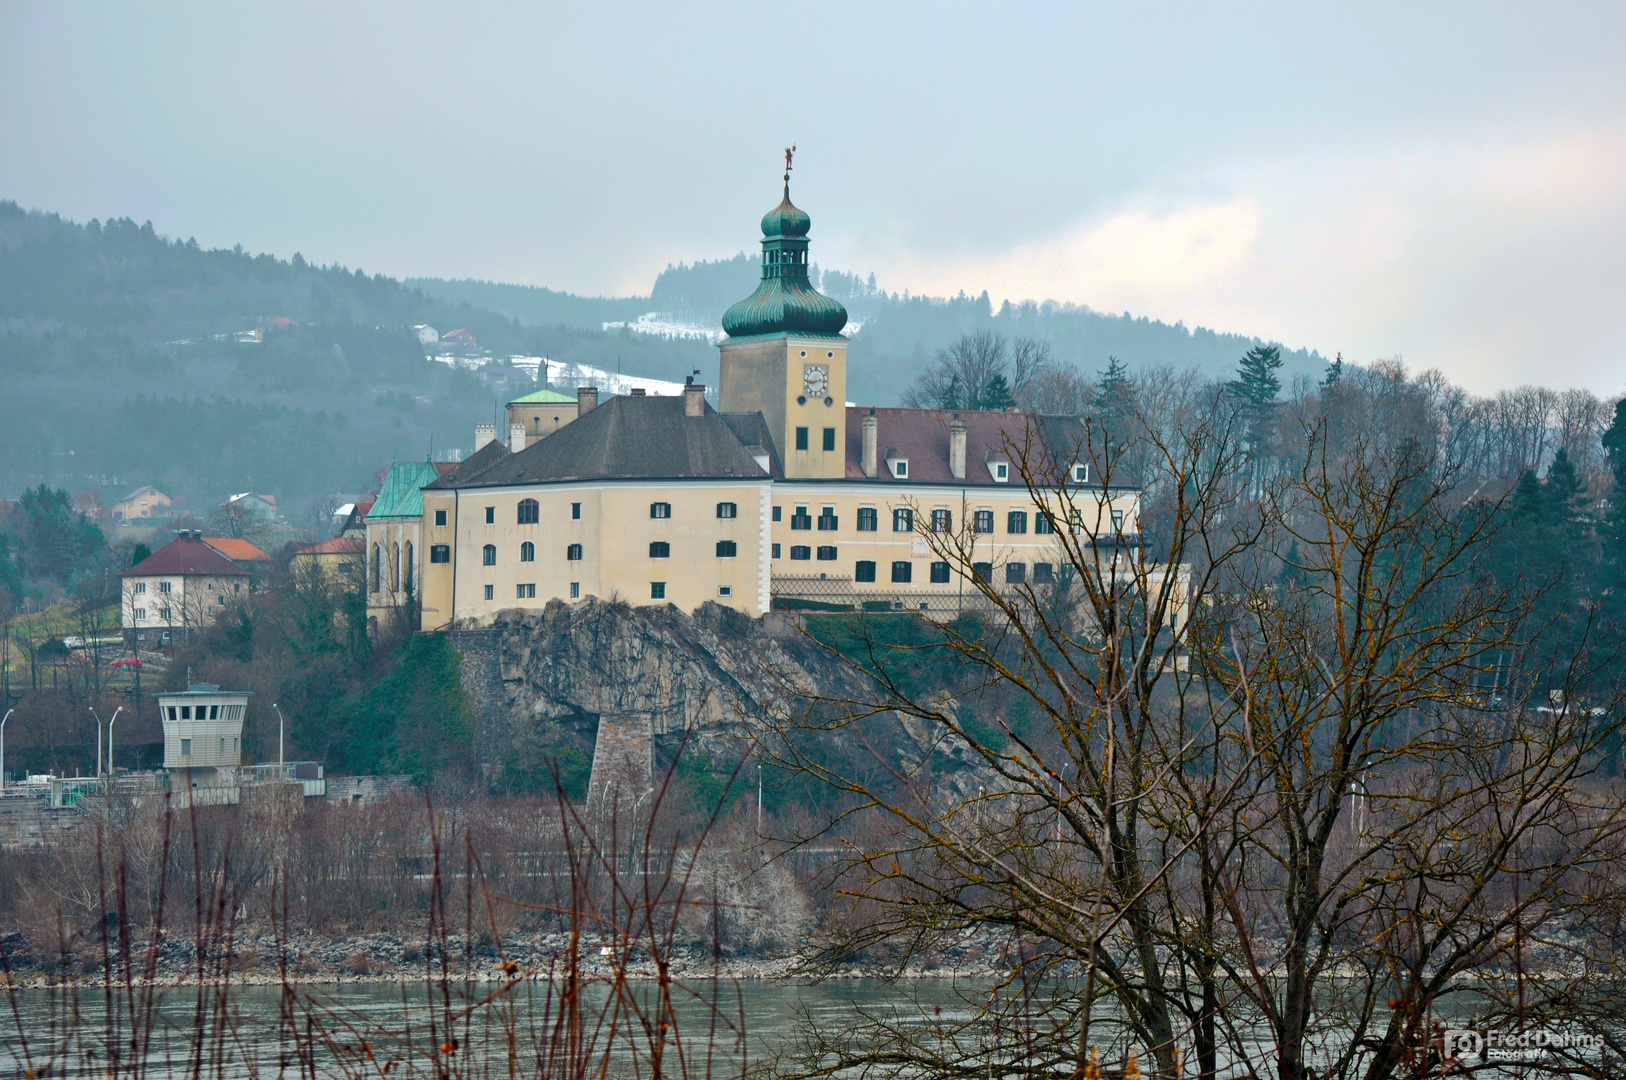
[1321,352,1344,389]
[1544,448,1585,527]
[1095,356,1133,437]
[978,373,1015,410]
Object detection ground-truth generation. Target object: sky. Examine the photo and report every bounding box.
[2,2,1624,394]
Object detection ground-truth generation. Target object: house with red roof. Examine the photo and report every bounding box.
[120,531,253,646]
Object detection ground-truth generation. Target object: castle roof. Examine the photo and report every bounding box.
[427,394,768,489]
[366,460,444,520]
[721,183,848,341]
[508,388,577,405]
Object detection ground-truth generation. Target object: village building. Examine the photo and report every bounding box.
[370,178,1147,630]
[111,484,172,523]
[120,532,252,645]
[292,536,366,581]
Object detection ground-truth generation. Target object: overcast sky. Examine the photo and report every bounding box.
[3,2,1623,393]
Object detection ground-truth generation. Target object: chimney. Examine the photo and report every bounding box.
[577,385,598,415]
[861,409,878,478]
[475,422,496,450]
[684,377,706,418]
[509,422,526,453]
[948,413,967,480]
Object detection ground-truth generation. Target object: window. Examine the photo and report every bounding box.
[1033,563,1054,584]
[772,505,782,522]
[338,562,353,573]
[517,583,536,598]
[217,594,226,605]
[972,562,993,582]
[816,545,837,561]
[891,561,912,583]
[893,507,914,532]
[180,738,191,756]
[857,507,878,531]
[718,585,732,596]
[571,502,581,520]
[570,582,580,598]
[651,582,666,600]
[932,509,952,533]
[1035,512,1055,535]
[822,427,836,451]
[518,499,539,524]
[160,581,173,594]
[434,509,447,526]
[1112,509,1126,531]
[135,582,146,594]
[790,545,811,561]
[520,541,535,562]
[649,542,670,558]
[485,506,495,524]
[1007,510,1028,534]
[650,502,671,519]
[790,506,812,530]
[993,462,1009,482]
[1006,562,1027,584]
[482,544,497,566]
[930,561,951,584]
[484,584,494,600]
[817,507,838,530]
[567,543,583,561]
[891,459,909,478]
[431,544,450,563]
[135,608,146,619]
[181,706,190,720]
[1072,463,1090,484]
[160,607,173,620]
[973,510,994,534]
[716,502,737,519]
[795,427,809,451]
[855,560,877,583]
[716,540,737,558]
[772,543,782,558]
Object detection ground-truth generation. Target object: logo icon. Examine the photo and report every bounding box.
[1444,1030,1483,1060]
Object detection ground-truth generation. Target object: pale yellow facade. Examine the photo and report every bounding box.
[366,518,422,621]
[766,482,1142,608]
[123,572,247,642]
[719,336,848,480]
[419,479,773,629]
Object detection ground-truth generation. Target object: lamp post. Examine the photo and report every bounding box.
[106,707,123,778]
[89,706,102,777]
[1,709,13,791]
[273,704,286,769]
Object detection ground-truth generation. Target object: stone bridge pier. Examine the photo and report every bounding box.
[586,712,654,816]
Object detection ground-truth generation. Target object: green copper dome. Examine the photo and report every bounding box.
[722,184,848,340]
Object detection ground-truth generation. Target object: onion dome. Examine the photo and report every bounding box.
[722,183,848,340]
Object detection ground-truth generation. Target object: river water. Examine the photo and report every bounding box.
[0,977,989,1078]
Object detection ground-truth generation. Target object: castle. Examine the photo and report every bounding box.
[366,177,1142,629]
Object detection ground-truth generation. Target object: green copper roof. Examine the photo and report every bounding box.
[722,184,848,340]
[366,459,441,520]
[508,388,576,405]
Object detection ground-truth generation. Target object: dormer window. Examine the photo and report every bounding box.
[1072,463,1090,484]
[995,464,1008,481]
[986,451,1010,482]
[886,454,909,479]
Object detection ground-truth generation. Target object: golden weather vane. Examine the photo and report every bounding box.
[784,144,796,182]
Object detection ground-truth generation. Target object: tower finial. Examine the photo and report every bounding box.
[784,144,796,184]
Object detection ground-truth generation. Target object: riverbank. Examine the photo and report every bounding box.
[0,928,1010,989]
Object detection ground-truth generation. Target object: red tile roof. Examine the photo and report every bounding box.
[295,537,365,556]
[122,535,251,578]
[839,407,1097,487]
[203,537,272,562]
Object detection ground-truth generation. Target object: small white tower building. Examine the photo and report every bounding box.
[158,684,250,771]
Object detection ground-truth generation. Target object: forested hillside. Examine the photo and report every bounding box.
[415,254,1329,405]
[0,202,719,509]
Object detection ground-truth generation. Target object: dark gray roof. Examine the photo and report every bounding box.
[428,395,769,489]
[432,439,510,487]
[721,412,783,478]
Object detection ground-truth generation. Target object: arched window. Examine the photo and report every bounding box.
[520,541,535,562]
[391,543,401,589]
[482,544,497,566]
[403,542,414,589]
[517,498,539,524]
[371,544,381,591]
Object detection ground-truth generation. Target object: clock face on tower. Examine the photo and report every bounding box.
[803,364,829,397]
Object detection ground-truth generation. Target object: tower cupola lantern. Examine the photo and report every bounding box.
[721,146,849,340]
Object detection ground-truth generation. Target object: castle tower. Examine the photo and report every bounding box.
[717,163,849,479]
